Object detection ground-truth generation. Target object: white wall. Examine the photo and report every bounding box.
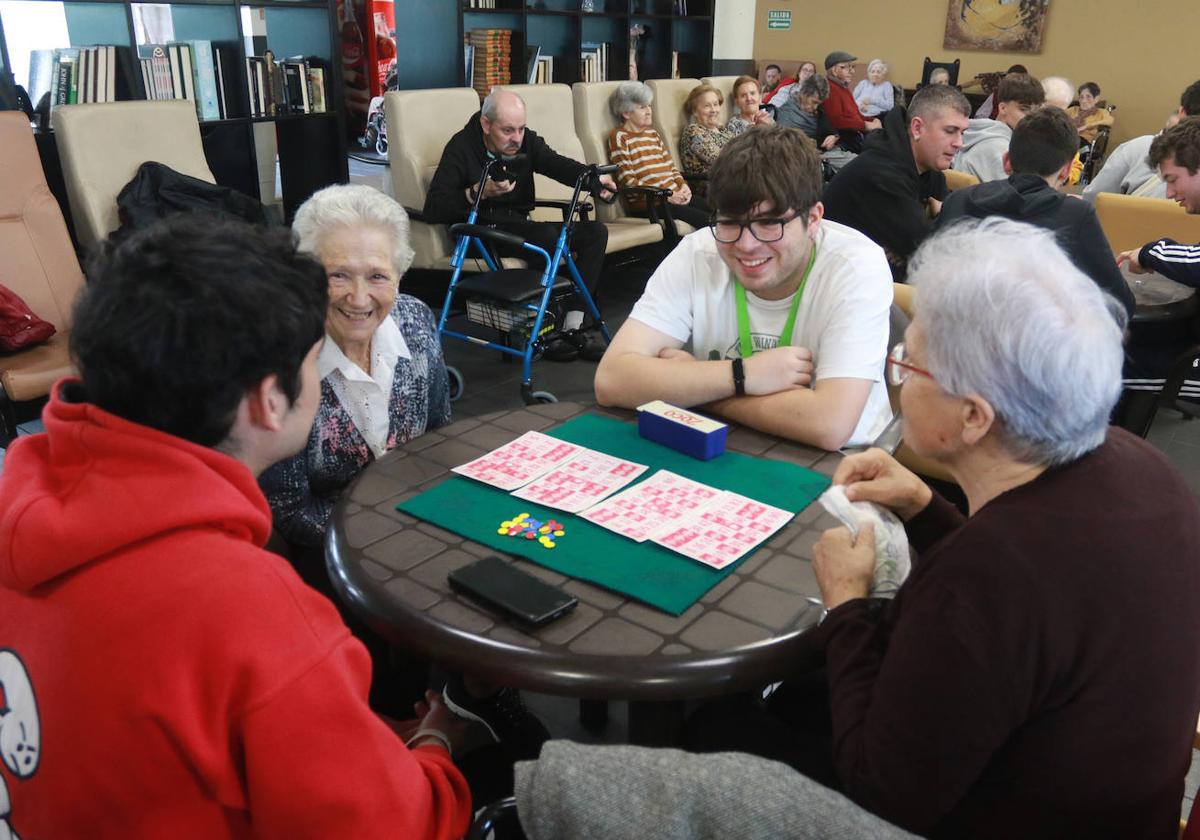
[713,0,755,61]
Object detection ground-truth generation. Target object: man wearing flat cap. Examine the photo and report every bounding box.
[822,50,881,153]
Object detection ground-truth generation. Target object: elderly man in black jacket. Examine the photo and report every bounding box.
[821,84,970,279]
[424,87,616,361]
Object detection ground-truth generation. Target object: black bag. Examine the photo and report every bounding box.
[113,161,267,241]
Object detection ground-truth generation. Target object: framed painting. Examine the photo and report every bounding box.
[944,0,1051,53]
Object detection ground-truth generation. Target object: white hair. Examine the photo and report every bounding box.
[610,80,653,122]
[867,59,888,76]
[1041,76,1074,109]
[929,67,950,84]
[292,184,415,276]
[908,218,1126,466]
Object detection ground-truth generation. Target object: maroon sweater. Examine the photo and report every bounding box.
[823,79,867,132]
[821,428,1200,839]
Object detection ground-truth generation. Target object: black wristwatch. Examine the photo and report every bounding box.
[731,358,746,396]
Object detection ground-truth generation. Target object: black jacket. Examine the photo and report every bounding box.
[935,173,1135,316]
[822,106,946,275]
[423,112,587,224]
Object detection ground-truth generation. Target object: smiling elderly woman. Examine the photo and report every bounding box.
[679,82,737,197]
[260,184,451,548]
[799,218,1200,836]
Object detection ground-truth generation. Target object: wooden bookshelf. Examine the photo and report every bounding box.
[457,0,714,90]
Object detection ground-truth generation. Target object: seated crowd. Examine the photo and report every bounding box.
[5,41,1200,840]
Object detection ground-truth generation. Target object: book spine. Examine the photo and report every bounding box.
[188,41,221,120]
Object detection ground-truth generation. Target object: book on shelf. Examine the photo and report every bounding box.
[671,50,679,79]
[526,45,540,85]
[467,0,497,7]
[29,44,136,117]
[533,55,554,84]
[579,41,607,82]
[186,40,221,121]
[467,28,512,98]
[241,51,329,118]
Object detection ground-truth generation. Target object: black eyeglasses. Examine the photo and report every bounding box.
[710,214,799,244]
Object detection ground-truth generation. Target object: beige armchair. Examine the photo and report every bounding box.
[52,100,214,251]
[645,78,702,173]
[505,83,663,254]
[570,80,689,239]
[0,112,86,442]
[1094,192,1200,255]
[384,87,501,271]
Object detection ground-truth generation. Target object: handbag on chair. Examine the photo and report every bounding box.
[0,284,56,353]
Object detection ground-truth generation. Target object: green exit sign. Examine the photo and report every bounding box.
[767,9,791,29]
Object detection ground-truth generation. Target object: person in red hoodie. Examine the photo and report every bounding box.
[0,216,473,839]
[822,51,881,153]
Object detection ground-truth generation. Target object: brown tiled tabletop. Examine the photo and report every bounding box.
[327,402,845,741]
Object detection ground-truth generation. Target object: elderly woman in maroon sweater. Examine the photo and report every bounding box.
[807,218,1200,838]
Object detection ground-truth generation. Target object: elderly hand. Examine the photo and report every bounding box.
[865,118,882,131]
[598,174,618,201]
[1117,249,1151,275]
[743,345,813,394]
[926,197,943,217]
[477,177,517,200]
[667,186,691,205]
[813,522,876,609]
[821,135,838,151]
[753,109,773,125]
[833,448,932,521]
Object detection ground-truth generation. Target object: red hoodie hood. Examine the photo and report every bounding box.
[0,381,272,591]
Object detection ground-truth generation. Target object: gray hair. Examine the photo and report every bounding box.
[867,59,888,76]
[908,218,1126,466]
[610,80,653,122]
[909,83,971,121]
[929,67,950,84]
[799,73,829,101]
[293,184,415,276]
[1041,75,1074,109]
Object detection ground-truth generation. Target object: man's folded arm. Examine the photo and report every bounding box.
[594,318,737,408]
[705,377,873,451]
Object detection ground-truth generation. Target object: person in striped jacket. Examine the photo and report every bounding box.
[606,80,711,231]
[1118,117,1200,288]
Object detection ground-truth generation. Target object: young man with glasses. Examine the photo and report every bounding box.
[594,124,893,451]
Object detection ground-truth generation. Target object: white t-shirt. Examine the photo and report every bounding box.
[628,221,894,447]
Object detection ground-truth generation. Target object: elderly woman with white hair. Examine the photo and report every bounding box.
[853,59,893,118]
[801,218,1200,835]
[261,183,451,548]
[606,79,711,229]
[686,218,1200,837]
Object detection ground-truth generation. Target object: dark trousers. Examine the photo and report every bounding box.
[633,193,710,233]
[683,668,841,790]
[483,216,608,301]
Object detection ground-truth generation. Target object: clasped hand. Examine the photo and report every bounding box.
[742,346,814,395]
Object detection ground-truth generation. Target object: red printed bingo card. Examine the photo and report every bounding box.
[452,431,581,491]
[512,450,649,513]
[652,491,794,569]
[579,470,722,542]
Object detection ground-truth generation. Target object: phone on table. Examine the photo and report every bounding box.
[448,555,579,628]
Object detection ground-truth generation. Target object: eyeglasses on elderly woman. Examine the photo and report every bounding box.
[886,342,934,387]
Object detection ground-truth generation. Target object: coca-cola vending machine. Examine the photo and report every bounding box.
[338,0,395,140]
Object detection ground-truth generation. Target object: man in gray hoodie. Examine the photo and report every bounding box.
[951,73,1044,182]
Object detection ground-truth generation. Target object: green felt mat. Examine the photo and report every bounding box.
[398,414,830,615]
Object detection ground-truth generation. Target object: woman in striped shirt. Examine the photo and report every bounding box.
[606,80,711,230]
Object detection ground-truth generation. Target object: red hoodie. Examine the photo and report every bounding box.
[0,383,471,840]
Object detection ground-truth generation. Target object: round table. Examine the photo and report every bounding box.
[326,402,845,743]
[1126,265,1199,323]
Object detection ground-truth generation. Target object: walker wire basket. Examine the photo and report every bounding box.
[465,298,555,341]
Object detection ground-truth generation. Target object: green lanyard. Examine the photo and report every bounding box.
[733,242,818,358]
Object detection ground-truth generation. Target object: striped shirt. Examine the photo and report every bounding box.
[608,126,685,212]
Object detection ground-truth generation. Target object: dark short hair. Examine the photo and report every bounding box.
[1009,107,1078,177]
[1150,117,1200,176]
[997,73,1045,107]
[1006,64,1028,74]
[909,83,971,123]
[1077,81,1101,98]
[1181,80,1200,117]
[708,124,821,219]
[765,64,782,74]
[73,215,328,447]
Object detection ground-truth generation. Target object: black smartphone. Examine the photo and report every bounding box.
[448,555,579,627]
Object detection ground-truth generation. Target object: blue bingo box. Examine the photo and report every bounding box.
[636,400,728,461]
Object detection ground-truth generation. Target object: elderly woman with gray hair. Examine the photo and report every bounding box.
[853,59,893,118]
[680,218,1200,837]
[774,74,856,173]
[261,183,451,548]
[606,80,711,229]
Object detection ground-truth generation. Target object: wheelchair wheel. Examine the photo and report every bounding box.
[447,366,464,402]
[530,390,558,404]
